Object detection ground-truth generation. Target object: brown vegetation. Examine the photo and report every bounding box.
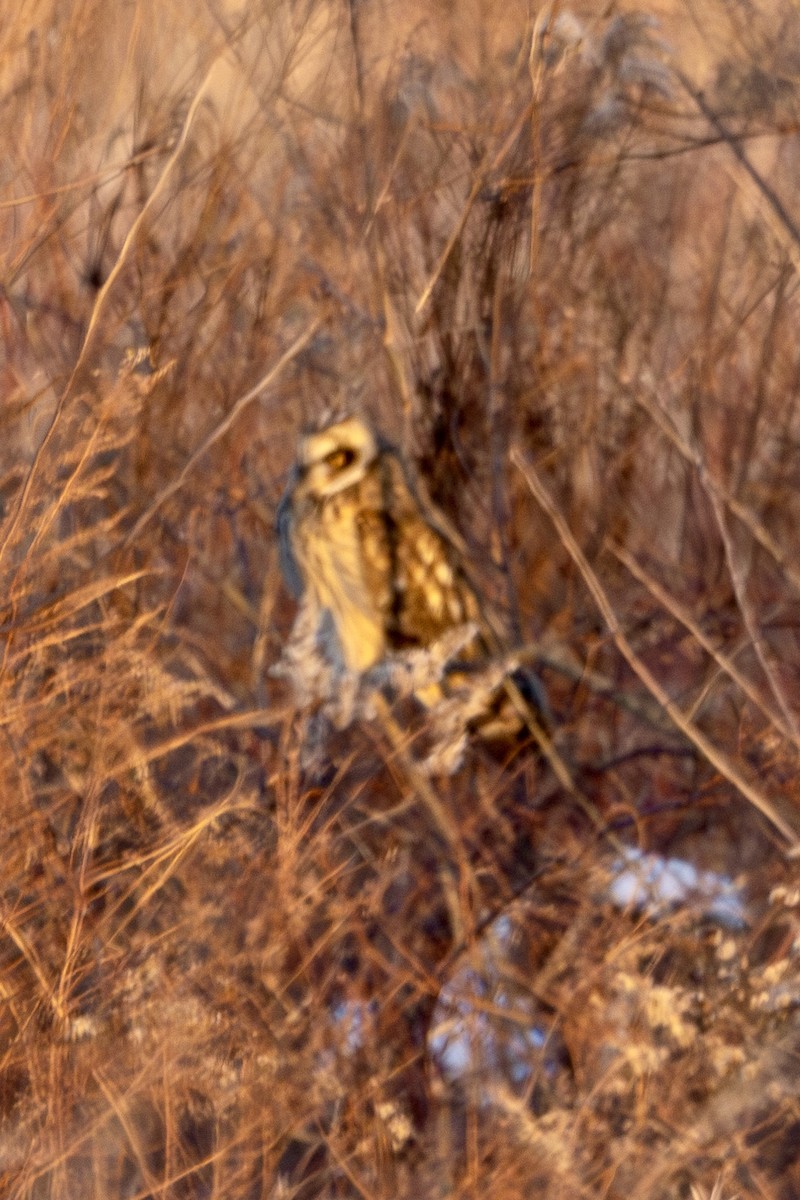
[1,1,800,1196]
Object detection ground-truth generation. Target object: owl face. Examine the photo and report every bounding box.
[295,416,378,500]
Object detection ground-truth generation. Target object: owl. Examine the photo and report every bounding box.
[277,414,541,737]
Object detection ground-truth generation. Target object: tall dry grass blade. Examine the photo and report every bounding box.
[67,61,222,393]
[415,100,534,316]
[0,145,164,212]
[674,67,800,276]
[372,691,471,948]
[0,907,66,1028]
[633,390,800,597]
[609,541,800,750]
[125,318,321,545]
[0,57,223,575]
[704,484,800,739]
[2,569,152,636]
[498,669,629,855]
[512,447,800,853]
[98,785,243,946]
[112,707,286,774]
[93,1071,165,1197]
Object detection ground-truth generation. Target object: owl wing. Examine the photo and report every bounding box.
[377,455,550,734]
[361,450,481,651]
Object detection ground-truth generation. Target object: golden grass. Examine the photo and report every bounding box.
[1,1,799,1197]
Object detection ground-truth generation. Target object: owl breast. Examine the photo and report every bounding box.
[291,482,389,673]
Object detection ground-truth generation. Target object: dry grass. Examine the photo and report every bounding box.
[1,1,800,1196]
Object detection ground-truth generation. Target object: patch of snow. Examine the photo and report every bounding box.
[609,847,747,929]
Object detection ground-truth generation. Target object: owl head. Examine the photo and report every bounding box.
[295,415,378,498]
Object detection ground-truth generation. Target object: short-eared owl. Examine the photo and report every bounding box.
[278,415,539,735]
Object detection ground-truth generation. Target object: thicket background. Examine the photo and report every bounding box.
[1,1,799,1196]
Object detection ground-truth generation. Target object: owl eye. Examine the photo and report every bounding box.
[326,447,356,471]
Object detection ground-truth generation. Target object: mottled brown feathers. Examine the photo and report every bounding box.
[279,416,482,674]
[278,415,539,740]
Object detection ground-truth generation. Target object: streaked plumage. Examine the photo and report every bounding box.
[278,415,540,736]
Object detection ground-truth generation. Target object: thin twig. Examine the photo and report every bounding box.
[415,100,534,316]
[632,389,800,597]
[372,692,472,949]
[704,487,799,738]
[0,908,65,1028]
[0,58,222,574]
[673,68,800,275]
[124,318,321,546]
[498,670,628,856]
[609,540,800,750]
[514,640,675,732]
[512,447,800,854]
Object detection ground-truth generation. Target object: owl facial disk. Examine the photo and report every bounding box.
[298,416,377,497]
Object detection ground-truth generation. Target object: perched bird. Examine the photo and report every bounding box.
[277,414,543,738]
